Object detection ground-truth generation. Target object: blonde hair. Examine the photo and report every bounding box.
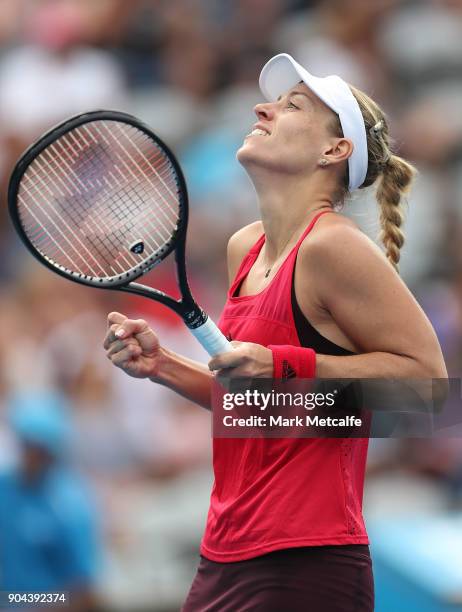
[329,86,417,272]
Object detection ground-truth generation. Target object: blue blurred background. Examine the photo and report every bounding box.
[0,0,461,610]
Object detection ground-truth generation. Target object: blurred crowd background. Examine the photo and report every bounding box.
[0,0,461,610]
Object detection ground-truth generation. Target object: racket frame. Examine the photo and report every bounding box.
[8,110,204,326]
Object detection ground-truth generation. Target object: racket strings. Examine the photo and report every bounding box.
[21,167,108,277]
[23,162,171,277]
[24,158,128,276]
[29,123,177,274]
[39,137,170,248]
[86,123,179,235]
[17,120,182,279]
[44,126,176,242]
[48,127,178,246]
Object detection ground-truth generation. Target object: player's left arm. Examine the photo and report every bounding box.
[301,223,447,380]
[208,221,448,389]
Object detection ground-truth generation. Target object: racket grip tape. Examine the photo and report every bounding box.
[189,317,233,356]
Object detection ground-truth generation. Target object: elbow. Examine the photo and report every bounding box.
[432,378,449,413]
[413,354,449,412]
[417,354,448,381]
[429,359,449,412]
[404,336,447,380]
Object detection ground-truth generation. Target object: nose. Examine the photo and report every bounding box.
[253,102,275,121]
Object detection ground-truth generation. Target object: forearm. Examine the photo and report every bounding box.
[151,347,213,410]
[316,352,445,412]
[316,351,448,411]
[316,351,433,379]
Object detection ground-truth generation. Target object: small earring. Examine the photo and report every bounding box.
[319,159,328,167]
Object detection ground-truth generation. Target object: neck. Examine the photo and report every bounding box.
[251,171,334,262]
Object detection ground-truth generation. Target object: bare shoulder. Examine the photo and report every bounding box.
[297,211,405,310]
[299,211,389,275]
[227,221,263,284]
[228,220,263,246]
[302,211,363,247]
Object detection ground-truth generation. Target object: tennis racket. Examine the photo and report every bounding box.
[8,110,232,357]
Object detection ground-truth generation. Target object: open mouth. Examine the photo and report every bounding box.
[245,128,270,138]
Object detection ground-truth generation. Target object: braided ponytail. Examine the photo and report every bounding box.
[328,87,418,272]
[376,154,415,270]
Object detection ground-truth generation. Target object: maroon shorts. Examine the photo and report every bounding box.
[182,545,374,612]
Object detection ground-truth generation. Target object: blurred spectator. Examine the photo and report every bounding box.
[0,390,101,611]
[0,2,126,142]
[379,0,462,92]
[276,0,398,100]
[0,0,128,287]
[0,0,23,49]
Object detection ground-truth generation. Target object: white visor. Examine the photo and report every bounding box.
[259,53,368,191]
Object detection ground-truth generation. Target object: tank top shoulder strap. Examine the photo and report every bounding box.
[292,209,333,253]
[280,209,334,280]
[229,210,333,297]
[228,232,265,297]
[262,209,334,316]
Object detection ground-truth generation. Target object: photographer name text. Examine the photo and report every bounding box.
[222,415,362,428]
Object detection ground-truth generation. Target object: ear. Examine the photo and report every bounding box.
[322,137,354,167]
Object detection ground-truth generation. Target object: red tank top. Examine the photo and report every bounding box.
[201,211,369,562]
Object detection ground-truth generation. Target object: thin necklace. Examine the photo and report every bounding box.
[264,230,296,278]
[263,206,331,278]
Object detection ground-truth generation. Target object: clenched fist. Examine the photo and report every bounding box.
[103,311,162,379]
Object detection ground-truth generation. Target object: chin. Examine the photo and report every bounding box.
[237,146,289,176]
[236,140,266,168]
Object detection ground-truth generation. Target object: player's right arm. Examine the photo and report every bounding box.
[104,311,214,409]
[103,221,263,410]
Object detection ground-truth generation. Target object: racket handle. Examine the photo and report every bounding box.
[189,317,233,356]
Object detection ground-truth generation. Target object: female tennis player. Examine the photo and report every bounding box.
[103,54,447,611]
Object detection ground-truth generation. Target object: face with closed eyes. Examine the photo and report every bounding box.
[237,83,344,177]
